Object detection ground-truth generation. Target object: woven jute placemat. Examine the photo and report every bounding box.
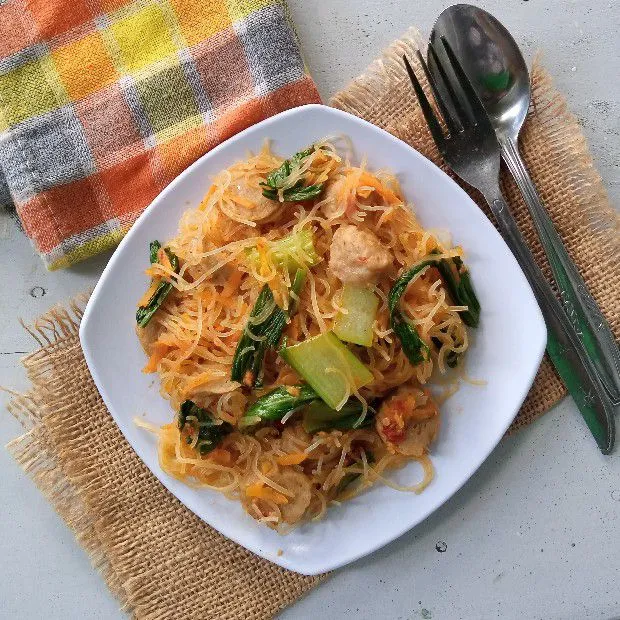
[6,29,619,619]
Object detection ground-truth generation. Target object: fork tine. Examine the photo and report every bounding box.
[421,46,462,133]
[402,54,445,152]
[439,37,490,123]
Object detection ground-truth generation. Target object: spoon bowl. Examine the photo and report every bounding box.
[429,3,530,140]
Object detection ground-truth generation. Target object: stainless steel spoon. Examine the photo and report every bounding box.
[429,4,620,404]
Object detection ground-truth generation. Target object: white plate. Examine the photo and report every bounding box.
[80,104,545,575]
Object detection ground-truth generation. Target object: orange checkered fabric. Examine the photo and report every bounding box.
[0,0,320,269]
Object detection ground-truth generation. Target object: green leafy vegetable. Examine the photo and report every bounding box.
[231,268,308,388]
[149,240,161,264]
[388,260,437,365]
[434,255,480,327]
[178,400,233,455]
[280,331,374,410]
[388,253,480,366]
[333,284,379,347]
[260,145,324,202]
[136,242,180,328]
[301,399,375,434]
[239,384,318,429]
[231,285,287,388]
[245,228,319,274]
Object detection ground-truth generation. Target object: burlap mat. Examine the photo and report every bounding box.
[6,29,619,619]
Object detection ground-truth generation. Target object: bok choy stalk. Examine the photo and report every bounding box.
[136,241,180,328]
[279,331,374,410]
[231,268,307,388]
[178,400,233,455]
[333,284,380,347]
[239,384,318,429]
[260,146,324,202]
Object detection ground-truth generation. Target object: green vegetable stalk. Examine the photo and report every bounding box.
[279,331,374,410]
[178,400,233,454]
[333,284,380,347]
[244,228,319,274]
[136,241,180,328]
[239,384,318,429]
[301,399,375,434]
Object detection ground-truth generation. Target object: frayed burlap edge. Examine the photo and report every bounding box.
[6,298,130,611]
[6,298,325,619]
[331,28,619,432]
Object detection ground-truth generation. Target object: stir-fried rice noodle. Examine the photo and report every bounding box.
[136,138,473,530]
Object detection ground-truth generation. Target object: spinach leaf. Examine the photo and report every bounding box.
[136,244,180,328]
[433,253,480,327]
[301,399,376,434]
[387,260,437,365]
[149,240,161,264]
[231,268,308,389]
[178,400,233,455]
[260,146,324,202]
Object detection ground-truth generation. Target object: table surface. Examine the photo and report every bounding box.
[1,1,619,619]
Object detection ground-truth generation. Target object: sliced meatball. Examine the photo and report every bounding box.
[223,178,281,223]
[322,176,355,218]
[376,386,440,457]
[328,224,392,284]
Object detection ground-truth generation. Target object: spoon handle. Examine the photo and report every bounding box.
[499,135,620,405]
[483,192,615,454]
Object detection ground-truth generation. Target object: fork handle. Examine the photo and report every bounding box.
[499,136,620,404]
[483,191,616,454]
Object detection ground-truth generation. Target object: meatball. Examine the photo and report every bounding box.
[224,178,281,222]
[322,176,355,218]
[328,224,392,284]
[376,386,440,457]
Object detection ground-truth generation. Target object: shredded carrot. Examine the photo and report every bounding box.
[157,248,173,271]
[245,482,288,504]
[227,192,255,209]
[208,448,232,466]
[277,452,307,466]
[221,268,243,299]
[357,171,402,205]
[138,280,159,307]
[198,185,216,211]
[142,342,170,374]
[183,372,213,395]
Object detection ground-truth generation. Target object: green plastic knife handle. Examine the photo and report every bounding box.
[485,195,616,454]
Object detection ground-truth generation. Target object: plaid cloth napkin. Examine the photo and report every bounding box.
[0,0,320,269]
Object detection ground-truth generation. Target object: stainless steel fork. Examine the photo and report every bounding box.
[403,42,616,453]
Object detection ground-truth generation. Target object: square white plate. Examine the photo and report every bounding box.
[80,104,545,575]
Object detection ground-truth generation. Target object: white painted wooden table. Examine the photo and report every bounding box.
[1,2,618,618]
